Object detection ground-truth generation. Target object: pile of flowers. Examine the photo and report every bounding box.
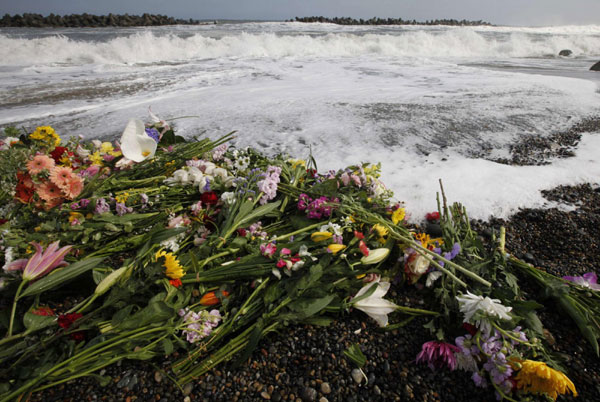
[0,115,597,401]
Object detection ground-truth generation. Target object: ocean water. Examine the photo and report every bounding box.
[1,22,599,221]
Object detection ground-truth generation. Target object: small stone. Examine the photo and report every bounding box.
[261,391,271,400]
[373,385,382,395]
[320,382,331,394]
[319,398,329,402]
[183,383,194,396]
[154,371,163,383]
[183,397,191,402]
[301,386,317,402]
[351,369,363,384]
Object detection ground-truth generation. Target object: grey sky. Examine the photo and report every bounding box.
[1,0,599,26]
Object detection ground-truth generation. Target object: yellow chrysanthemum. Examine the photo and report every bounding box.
[288,158,306,169]
[514,360,577,400]
[100,142,114,154]
[29,126,61,146]
[391,208,405,225]
[155,250,185,279]
[373,224,388,238]
[89,151,104,166]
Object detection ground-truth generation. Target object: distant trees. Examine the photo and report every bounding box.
[0,13,211,28]
[292,16,492,26]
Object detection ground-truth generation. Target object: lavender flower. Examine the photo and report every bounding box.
[145,127,160,143]
[95,198,111,214]
[178,308,221,344]
[115,202,133,216]
[563,272,600,290]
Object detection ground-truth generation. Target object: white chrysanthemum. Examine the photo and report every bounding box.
[456,291,512,322]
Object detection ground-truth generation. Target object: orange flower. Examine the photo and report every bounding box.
[200,290,229,306]
[27,154,55,175]
[63,176,84,200]
[50,166,73,189]
[36,181,62,202]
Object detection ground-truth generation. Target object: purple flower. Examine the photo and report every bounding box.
[145,127,160,143]
[416,341,460,371]
[115,202,133,216]
[472,371,488,388]
[79,198,90,208]
[455,334,479,356]
[95,198,110,214]
[563,272,600,290]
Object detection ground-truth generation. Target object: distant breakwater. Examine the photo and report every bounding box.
[291,16,492,26]
[0,13,215,28]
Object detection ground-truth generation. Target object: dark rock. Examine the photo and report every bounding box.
[301,386,317,402]
[591,61,600,71]
[558,49,572,57]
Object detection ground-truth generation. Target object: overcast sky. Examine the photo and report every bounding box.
[1,0,599,26]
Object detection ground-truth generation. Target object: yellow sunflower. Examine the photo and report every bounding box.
[155,250,185,279]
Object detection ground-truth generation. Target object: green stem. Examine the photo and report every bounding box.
[395,305,439,316]
[273,221,330,242]
[6,279,27,337]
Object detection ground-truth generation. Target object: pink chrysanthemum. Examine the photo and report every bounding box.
[36,181,62,202]
[27,154,55,175]
[63,176,84,200]
[416,341,460,371]
[50,166,74,189]
[44,196,64,210]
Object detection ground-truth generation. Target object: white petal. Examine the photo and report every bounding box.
[120,119,157,162]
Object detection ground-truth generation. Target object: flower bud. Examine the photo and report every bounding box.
[311,232,333,242]
[360,248,390,265]
[95,266,128,296]
[327,244,346,254]
[200,290,230,306]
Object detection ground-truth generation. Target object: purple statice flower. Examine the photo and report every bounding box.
[115,202,133,216]
[79,198,90,208]
[563,272,600,290]
[415,341,460,371]
[145,127,160,143]
[94,198,110,214]
[70,202,80,210]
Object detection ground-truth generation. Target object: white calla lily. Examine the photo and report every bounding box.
[120,119,157,162]
[352,278,398,327]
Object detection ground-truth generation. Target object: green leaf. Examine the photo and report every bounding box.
[23,312,56,331]
[20,257,104,298]
[287,295,335,319]
[162,338,174,355]
[343,343,367,368]
[118,300,174,329]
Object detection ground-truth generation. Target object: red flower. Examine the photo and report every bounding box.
[50,146,73,164]
[462,322,478,336]
[169,278,182,288]
[58,312,85,341]
[31,306,55,316]
[306,168,317,178]
[200,191,219,205]
[0,219,7,225]
[359,240,370,256]
[353,230,364,240]
[425,212,440,222]
[15,171,35,203]
[237,228,247,237]
[57,312,83,329]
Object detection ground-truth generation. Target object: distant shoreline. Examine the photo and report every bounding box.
[291,16,493,26]
[0,13,215,28]
[0,13,493,28]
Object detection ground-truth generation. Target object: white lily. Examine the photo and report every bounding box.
[120,119,157,163]
[352,278,398,327]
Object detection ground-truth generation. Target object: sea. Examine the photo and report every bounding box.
[1,22,599,221]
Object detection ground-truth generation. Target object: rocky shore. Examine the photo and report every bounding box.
[29,119,600,401]
[0,13,210,28]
